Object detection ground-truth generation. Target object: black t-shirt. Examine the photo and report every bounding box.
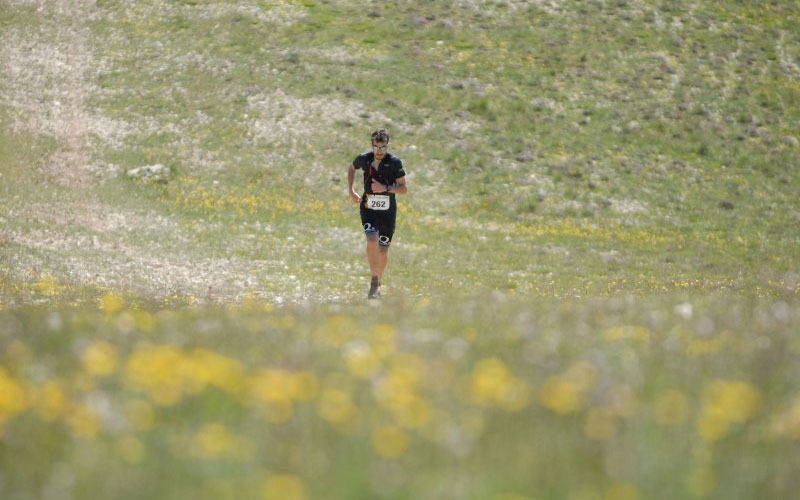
[352,152,406,197]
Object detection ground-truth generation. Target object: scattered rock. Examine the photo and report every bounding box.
[456,111,471,119]
[127,164,171,182]
[602,254,624,265]
[782,136,799,148]
[411,15,428,26]
[515,150,534,162]
[625,120,639,132]
[439,19,454,29]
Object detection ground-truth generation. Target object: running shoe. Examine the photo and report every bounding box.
[368,276,380,299]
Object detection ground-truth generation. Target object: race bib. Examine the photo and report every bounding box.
[366,194,390,211]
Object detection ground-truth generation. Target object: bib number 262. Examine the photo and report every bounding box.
[367,195,390,211]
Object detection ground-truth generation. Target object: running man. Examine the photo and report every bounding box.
[348,129,408,299]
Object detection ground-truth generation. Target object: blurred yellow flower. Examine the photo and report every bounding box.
[263,474,307,500]
[697,380,760,441]
[345,343,381,379]
[389,353,424,389]
[372,425,408,459]
[249,369,317,423]
[370,323,396,358]
[696,408,730,442]
[124,345,246,406]
[605,482,639,500]
[33,274,62,296]
[82,341,119,377]
[470,358,532,411]
[291,371,319,402]
[686,336,727,356]
[195,423,235,459]
[0,368,29,419]
[704,380,760,423]
[654,389,690,427]
[584,407,618,440]
[540,374,587,415]
[67,404,100,438]
[124,345,185,405]
[386,393,432,430]
[471,358,511,404]
[317,388,358,428]
[316,315,358,347]
[189,348,247,395]
[604,325,650,343]
[34,380,67,421]
[134,311,157,333]
[99,292,124,314]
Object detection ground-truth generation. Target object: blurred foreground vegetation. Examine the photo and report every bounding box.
[1,294,799,499]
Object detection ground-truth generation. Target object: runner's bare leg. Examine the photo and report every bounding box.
[378,247,389,284]
[366,237,381,278]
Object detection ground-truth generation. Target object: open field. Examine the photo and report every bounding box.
[1,0,799,498]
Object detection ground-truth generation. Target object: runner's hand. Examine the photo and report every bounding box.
[350,191,362,204]
[370,179,388,193]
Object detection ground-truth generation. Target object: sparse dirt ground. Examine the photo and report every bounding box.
[1,0,366,304]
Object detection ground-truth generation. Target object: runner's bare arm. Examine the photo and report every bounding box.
[391,176,407,194]
[348,164,361,203]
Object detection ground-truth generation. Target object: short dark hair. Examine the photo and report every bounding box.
[371,129,389,144]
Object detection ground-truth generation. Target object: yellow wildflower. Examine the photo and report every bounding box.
[604,325,650,343]
[540,377,583,414]
[82,341,119,377]
[370,323,396,358]
[0,368,29,421]
[99,292,124,314]
[67,404,100,438]
[372,425,408,459]
[317,388,358,427]
[35,380,67,421]
[697,380,760,441]
[345,343,381,379]
[195,423,235,459]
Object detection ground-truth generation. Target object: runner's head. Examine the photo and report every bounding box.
[371,129,390,160]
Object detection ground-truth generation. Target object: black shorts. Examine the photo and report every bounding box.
[360,203,397,247]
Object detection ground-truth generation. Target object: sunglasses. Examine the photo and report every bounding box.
[372,144,389,152]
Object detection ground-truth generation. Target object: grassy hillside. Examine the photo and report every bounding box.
[1,0,799,499]
[1,0,798,303]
